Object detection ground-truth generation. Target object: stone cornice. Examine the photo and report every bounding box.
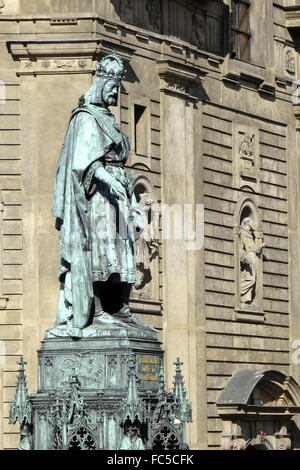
[7,38,135,61]
[217,404,299,419]
[285,6,300,49]
[156,59,207,100]
[222,56,276,98]
[286,6,300,29]
[7,38,135,76]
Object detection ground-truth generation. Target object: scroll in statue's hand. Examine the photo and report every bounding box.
[110,180,127,199]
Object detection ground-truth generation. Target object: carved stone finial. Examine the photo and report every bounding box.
[150,358,192,450]
[9,357,32,427]
[172,358,192,423]
[9,357,33,450]
[121,353,146,424]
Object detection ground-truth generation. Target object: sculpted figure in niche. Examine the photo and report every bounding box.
[51,53,153,338]
[191,13,205,49]
[120,423,145,450]
[239,216,264,306]
[239,133,255,170]
[122,0,134,23]
[134,192,159,292]
[146,0,161,32]
[18,424,32,450]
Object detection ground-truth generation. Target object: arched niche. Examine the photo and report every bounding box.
[217,369,300,450]
[233,196,265,323]
[130,174,161,316]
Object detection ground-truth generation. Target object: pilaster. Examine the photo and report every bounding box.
[157,58,207,449]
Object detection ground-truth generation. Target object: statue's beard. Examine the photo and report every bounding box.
[104,94,118,107]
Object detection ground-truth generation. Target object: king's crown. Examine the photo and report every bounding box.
[96,52,125,82]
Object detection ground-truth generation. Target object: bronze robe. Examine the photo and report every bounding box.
[52,104,141,329]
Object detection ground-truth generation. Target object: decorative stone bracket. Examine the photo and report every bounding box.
[156,59,207,101]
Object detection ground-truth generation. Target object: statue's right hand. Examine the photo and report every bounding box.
[110,180,127,199]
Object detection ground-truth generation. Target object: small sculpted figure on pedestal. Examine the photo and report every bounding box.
[239,216,264,306]
[50,52,154,338]
[120,424,145,450]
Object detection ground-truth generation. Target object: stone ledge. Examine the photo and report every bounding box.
[44,323,159,342]
[7,38,135,62]
[233,308,266,324]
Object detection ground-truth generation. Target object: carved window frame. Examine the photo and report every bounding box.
[233,196,265,323]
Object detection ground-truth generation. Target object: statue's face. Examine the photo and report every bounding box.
[102,80,120,107]
[128,427,138,438]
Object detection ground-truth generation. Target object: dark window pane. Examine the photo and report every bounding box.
[240,33,250,62]
[231,1,251,62]
[238,2,249,32]
[232,1,239,28]
[232,31,239,56]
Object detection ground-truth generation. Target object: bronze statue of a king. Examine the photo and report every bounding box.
[50,52,153,338]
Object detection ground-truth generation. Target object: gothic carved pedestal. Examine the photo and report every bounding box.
[10,325,192,450]
[31,327,163,450]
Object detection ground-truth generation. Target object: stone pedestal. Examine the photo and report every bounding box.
[30,327,163,450]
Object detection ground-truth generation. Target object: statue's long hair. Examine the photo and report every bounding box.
[82,75,106,106]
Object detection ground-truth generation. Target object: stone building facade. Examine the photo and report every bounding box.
[1,0,300,450]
